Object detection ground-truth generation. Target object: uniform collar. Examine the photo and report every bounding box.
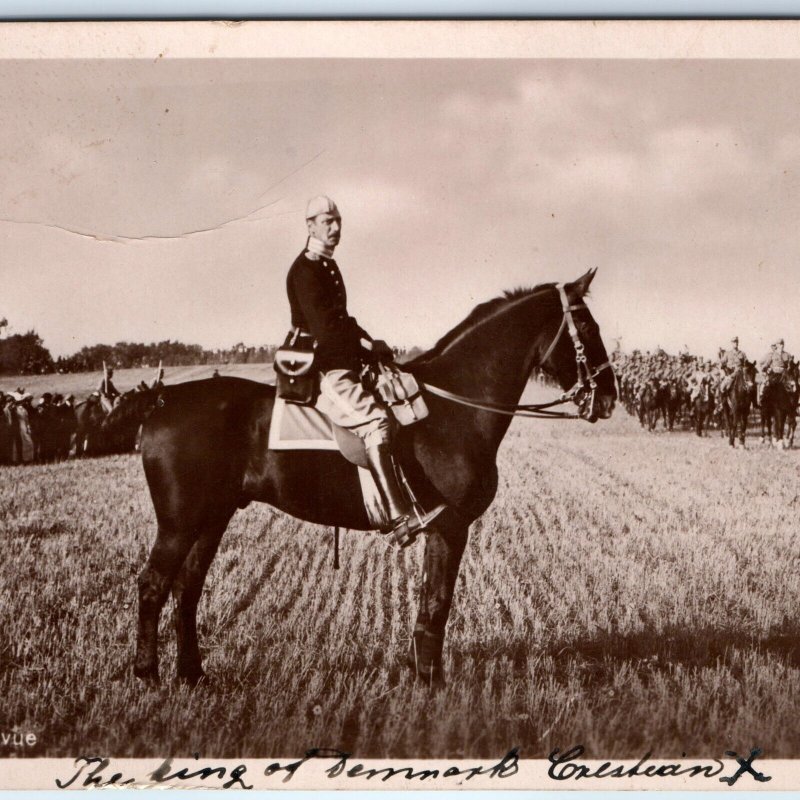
[306,236,335,260]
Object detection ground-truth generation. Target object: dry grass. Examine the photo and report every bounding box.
[1,386,800,759]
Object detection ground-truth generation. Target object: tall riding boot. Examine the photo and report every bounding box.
[365,442,412,524]
[364,443,445,547]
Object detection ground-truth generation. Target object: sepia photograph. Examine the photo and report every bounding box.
[0,20,799,788]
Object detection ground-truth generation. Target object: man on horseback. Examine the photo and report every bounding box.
[718,336,747,399]
[758,338,792,406]
[97,367,120,414]
[688,357,710,402]
[286,195,429,543]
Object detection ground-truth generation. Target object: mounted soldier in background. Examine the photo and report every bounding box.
[718,336,747,399]
[150,364,165,390]
[97,365,120,414]
[688,357,710,403]
[758,338,792,406]
[283,195,436,544]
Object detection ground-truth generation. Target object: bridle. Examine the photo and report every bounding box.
[423,283,614,420]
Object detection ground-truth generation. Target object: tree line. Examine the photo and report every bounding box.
[0,323,429,376]
[0,330,281,376]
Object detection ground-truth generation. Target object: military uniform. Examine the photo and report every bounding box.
[722,347,746,372]
[287,251,371,374]
[760,347,791,375]
[719,342,747,396]
[97,373,120,414]
[97,375,119,396]
[284,195,443,546]
[688,367,709,401]
[758,343,792,404]
[287,248,389,448]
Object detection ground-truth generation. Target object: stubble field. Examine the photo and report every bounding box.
[2,384,800,760]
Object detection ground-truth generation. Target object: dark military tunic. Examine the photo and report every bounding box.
[286,250,372,372]
[97,376,119,398]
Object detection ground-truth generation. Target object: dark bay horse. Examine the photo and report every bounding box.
[721,362,756,447]
[101,389,158,453]
[664,378,684,432]
[73,396,107,456]
[637,378,663,432]
[134,270,616,686]
[692,379,714,437]
[73,390,153,456]
[760,362,800,448]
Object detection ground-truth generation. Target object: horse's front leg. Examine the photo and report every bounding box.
[773,411,784,448]
[407,517,469,686]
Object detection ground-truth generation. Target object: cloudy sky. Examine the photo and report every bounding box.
[2,57,799,360]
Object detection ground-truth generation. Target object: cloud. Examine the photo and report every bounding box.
[4,59,800,359]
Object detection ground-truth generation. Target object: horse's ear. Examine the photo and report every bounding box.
[570,267,597,298]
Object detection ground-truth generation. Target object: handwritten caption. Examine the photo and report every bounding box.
[548,745,771,786]
[54,745,771,789]
[55,748,519,789]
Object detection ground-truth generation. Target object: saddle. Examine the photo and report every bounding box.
[269,365,435,534]
[269,399,435,531]
[269,365,430,465]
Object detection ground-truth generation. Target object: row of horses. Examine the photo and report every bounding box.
[0,389,156,465]
[619,362,799,448]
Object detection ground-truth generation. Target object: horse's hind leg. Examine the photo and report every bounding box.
[134,525,198,683]
[172,511,233,685]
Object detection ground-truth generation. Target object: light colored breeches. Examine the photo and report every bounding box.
[316,369,390,448]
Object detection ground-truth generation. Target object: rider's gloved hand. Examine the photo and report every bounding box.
[371,339,395,362]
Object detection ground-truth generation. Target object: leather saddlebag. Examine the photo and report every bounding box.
[375,364,429,425]
[274,330,318,405]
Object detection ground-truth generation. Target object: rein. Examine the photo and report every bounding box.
[422,283,613,421]
[422,383,581,419]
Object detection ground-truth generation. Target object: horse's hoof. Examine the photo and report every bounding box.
[133,664,160,685]
[176,669,209,688]
[403,649,444,685]
[412,663,446,689]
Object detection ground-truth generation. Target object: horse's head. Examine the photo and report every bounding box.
[538,269,617,422]
[784,360,799,393]
[742,360,757,392]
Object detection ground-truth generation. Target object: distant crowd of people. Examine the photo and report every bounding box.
[0,367,166,465]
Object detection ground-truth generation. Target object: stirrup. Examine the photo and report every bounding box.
[385,503,447,548]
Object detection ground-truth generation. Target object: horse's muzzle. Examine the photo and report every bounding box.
[579,392,615,422]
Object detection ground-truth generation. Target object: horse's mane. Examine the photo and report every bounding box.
[408,283,557,365]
